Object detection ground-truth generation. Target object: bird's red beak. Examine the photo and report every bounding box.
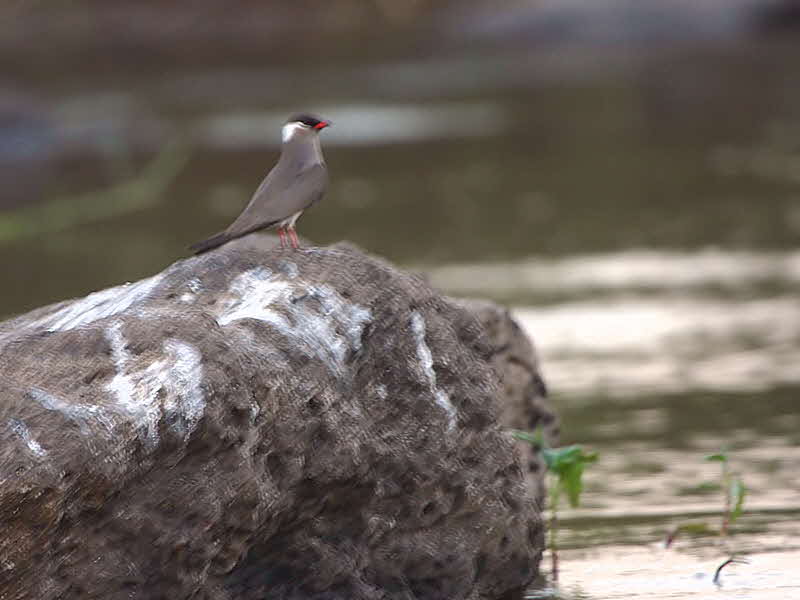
[313,121,330,130]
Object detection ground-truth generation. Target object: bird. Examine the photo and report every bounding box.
[189,112,331,254]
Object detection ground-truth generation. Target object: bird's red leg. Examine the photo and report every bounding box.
[289,227,300,249]
[278,227,286,248]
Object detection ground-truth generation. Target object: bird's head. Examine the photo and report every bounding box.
[282,113,331,143]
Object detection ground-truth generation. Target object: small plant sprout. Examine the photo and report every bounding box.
[705,450,747,536]
[513,428,598,584]
[666,450,748,547]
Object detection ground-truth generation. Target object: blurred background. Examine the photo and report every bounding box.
[2,1,800,597]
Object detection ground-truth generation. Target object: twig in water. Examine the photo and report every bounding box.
[713,555,748,586]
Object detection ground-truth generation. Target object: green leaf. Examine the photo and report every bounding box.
[561,460,586,507]
[729,478,746,523]
[541,447,556,470]
[511,429,544,446]
[542,446,574,470]
[705,453,728,463]
[541,445,598,508]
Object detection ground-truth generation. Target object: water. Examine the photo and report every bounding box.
[2,8,800,597]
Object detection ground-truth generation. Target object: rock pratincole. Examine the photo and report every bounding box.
[189,113,330,253]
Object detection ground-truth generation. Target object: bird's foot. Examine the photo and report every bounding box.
[278,227,287,248]
[288,228,300,249]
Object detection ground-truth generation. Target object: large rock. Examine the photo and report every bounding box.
[0,240,544,600]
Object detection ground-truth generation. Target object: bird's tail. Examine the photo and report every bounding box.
[189,220,281,255]
[188,231,233,255]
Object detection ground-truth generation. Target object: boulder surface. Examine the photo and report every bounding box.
[0,239,543,600]
[460,300,558,508]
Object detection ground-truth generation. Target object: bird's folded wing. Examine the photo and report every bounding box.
[227,163,328,236]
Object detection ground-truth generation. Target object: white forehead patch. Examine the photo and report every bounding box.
[282,122,307,143]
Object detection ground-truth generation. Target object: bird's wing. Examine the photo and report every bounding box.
[226,163,328,237]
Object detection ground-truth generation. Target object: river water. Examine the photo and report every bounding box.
[1,10,799,597]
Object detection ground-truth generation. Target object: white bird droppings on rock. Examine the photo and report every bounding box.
[30,388,116,434]
[216,268,292,326]
[160,339,205,437]
[30,274,165,333]
[216,267,372,376]
[104,321,205,449]
[9,419,47,457]
[410,311,457,430]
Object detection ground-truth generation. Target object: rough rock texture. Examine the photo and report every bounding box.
[460,300,558,508]
[0,239,543,600]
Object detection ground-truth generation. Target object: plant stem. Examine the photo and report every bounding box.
[549,483,561,583]
[721,460,731,536]
[550,509,559,583]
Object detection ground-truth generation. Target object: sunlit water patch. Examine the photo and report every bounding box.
[515,295,800,397]
[428,249,800,300]
[526,540,800,600]
[428,249,800,398]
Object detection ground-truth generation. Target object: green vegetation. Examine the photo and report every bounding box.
[666,449,748,550]
[513,429,598,584]
[0,140,189,244]
[705,450,747,535]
